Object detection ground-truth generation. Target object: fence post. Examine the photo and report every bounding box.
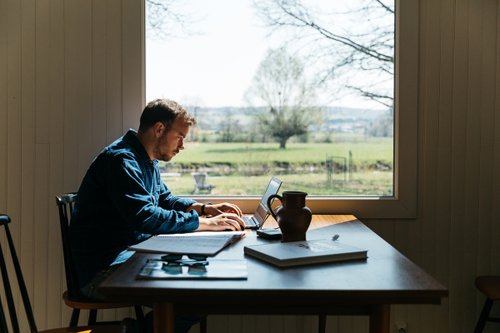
[326,155,334,186]
[348,150,353,181]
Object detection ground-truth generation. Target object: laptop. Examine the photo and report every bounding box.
[243,177,282,230]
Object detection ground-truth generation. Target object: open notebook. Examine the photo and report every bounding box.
[129,231,245,256]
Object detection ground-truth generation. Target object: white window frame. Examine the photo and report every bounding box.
[142,0,418,219]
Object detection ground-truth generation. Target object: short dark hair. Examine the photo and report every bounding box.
[138,99,196,133]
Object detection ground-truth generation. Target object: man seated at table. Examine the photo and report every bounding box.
[70,98,245,333]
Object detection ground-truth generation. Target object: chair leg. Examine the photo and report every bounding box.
[134,305,145,332]
[69,309,80,327]
[474,298,493,333]
[88,309,98,325]
[318,314,326,333]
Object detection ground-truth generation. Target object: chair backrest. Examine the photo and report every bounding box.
[192,173,208,187]
[0,214,38,333]
[54,193,80,299]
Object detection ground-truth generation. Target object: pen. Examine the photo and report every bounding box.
[332,234,340,241]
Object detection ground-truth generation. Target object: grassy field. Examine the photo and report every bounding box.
[161,136,394,196]
[171,138,393,169]
[162,171,393,196]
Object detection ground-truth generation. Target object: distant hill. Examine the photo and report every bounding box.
[186,105,391,134]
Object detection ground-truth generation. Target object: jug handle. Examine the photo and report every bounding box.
[267,194,282,221]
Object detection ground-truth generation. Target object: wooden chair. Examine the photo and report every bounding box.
[0,213,128,333]
[55,193,144,327]
[474,276,500,333]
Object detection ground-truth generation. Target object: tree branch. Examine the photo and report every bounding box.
[346,85,393,108]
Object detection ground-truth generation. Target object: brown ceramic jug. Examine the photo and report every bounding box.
[267,191,312,242]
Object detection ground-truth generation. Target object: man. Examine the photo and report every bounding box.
[70,98,244,332]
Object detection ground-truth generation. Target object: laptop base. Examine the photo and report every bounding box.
[243,216,259,230]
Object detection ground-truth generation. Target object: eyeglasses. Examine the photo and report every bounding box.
[161,254,209,267]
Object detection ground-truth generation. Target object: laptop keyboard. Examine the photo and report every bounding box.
[243,216,257,227]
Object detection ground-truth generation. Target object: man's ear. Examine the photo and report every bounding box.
[152,122,166,137]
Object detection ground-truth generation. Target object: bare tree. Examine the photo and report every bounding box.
[245,48,322,149]
[218,114,243,143]
[252,0,394,109]
[146,0,197,40]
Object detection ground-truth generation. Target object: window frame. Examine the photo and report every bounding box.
[142,0,418,219]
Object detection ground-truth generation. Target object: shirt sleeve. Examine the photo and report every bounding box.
[106,153,199,234]
[158,181,197,211]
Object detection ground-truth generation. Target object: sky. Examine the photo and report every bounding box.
[146,0,275,107]
[145,0,391,109]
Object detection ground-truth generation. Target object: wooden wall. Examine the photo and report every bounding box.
[0,0,144,330]
[0,0,498,332]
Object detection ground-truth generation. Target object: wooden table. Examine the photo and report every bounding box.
[98,215,448,333]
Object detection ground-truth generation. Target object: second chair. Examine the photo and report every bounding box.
[474,275,500,333]
[0,213,129,333]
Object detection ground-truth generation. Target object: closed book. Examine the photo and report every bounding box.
[244,239,367,267]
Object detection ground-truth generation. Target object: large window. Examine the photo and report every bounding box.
[145,0,417,218]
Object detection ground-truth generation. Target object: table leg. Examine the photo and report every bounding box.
[153,302,174,333]
[369,304,390,333]
[318,314,327,333]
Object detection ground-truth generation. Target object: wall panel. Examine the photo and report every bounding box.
[0,0,6,211]
[476,0,497,280]
[448,0,471,331]
[33,9,52,326]
[91,0,108,152]
[36,0,50,145]
[122,0,144,130]
[47,0,66,328]
[19,1,37,328]
[493,0,500,276]
[105,0,124,143]
[6,0,23,255]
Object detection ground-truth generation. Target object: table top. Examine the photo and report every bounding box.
[98,215,448,314]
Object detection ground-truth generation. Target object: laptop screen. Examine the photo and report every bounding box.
[254,177,282,225]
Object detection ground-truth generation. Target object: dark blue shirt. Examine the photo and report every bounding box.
[70,129,199,288]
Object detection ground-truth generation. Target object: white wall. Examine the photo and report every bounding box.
[0,0,499,332]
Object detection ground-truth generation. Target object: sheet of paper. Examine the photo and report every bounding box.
[156,231,245,238]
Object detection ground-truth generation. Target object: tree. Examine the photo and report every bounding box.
[367,112,393,137]
[252,0,394,109]
[146,0,196,40]
[218,114,242,143]
[245,48,321,149]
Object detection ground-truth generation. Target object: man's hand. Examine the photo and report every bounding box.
[196,213,245,231]
[204,202,243,217]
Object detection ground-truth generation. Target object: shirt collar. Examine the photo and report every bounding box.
[122,129,157,165]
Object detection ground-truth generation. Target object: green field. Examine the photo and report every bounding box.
[172,138,392,168]
[160,136,394,196]
[162,172,393,196]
